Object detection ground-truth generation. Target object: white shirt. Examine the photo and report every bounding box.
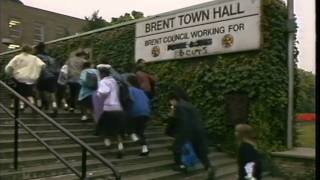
[97,76,123,111]
[5,53,46,84]
[57,65,68,85]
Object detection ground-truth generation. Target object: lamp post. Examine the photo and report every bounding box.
[287,0,295,149]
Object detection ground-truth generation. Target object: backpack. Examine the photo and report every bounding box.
[38,54,59,80]
[117,80,133,111]
[84,71,98,90]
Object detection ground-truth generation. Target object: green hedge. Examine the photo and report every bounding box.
[0,0,298,152]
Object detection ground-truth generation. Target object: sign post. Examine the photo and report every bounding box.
[287,0,295,149]
[135,0,261,62]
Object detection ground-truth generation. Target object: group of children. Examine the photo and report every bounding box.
[4,43,262,180]
[61,54,156,158]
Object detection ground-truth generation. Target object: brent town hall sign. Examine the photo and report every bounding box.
[135,0,261,62]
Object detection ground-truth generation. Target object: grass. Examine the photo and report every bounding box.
[296,121,315,148]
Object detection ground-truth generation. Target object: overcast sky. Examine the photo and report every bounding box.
[21,0,315,73]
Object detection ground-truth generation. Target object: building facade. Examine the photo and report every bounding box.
[0,0,86,52]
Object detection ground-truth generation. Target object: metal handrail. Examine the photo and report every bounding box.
[0,80,121,180]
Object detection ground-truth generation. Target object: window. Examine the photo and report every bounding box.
[55,26,68,39]
[33,22,45,44]
[8,18,22,39]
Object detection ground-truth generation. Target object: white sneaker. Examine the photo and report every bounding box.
[131,133,139,142]
[81,115,88,121]
[104,138,111,147]
[37,100,42,108]
[118,142,124,151]
[19,102,25,110]
[142,145,149,153]
[52,102,57,109]
[63,103,69,110]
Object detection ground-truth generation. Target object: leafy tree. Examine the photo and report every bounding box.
[296,69,315,113]
[9,0,23,4]
[131,11,144,19]
[82,10,109,31]
[82,10,144,31]
[111,11,144,24]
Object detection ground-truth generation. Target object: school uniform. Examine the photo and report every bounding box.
[78,68,100,109]
[36,53,59,93]
[237,142,262,180]
[128,86,151,145]
[56,65,68,106]
[95,76,125,137]
[65,56,87,109]
[5,53,45,97]
[135,70,156,100]
[167,100,211,169]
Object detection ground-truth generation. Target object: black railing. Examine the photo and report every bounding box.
[0,80,121,180]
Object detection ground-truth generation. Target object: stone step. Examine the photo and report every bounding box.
[0,129,165,140]
[0,135,172,149]
[0,112,82,118]
[2,154,170,179]
[29,153,235,180]
[0,123,97,131]
[0,139,171,158]
[0,134,173,157]
[0,157,172,180]
[0,122,164,131]
[125,163,237,180]
[0,143,173,169]
[0,117,85,125]
[0,88,243,180]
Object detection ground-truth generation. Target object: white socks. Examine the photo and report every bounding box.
[104,138,111,147]
[37,100,42,107]
[104,139,125,151]
[81,115,88,121]
[131,133,139,142]
[19,102,25,109]
[52,102,57,109]
[142,145,149,153]
[118,143,124,151]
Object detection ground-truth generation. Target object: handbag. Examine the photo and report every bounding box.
[181,141,200,167]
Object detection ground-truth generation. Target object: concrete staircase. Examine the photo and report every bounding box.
[0,88,282,180]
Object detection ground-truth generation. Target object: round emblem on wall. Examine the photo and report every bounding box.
[222,34,234,48]
[151,46,160,57]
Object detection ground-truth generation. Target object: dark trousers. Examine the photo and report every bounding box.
[128,116,150,145]
[68,82,80,109]
[173,133,211,169]
[56,84,67,107]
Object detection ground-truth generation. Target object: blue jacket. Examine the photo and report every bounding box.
[129,87,151,118]
[79,68,100,101]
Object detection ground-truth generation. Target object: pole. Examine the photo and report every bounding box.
[81,147,87,180]
[13,97,19,170]
[287,0,294,149]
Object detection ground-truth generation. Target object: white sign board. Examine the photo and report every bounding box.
[135,0,261,62]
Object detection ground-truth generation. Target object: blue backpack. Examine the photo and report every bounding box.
[181,142,200,167]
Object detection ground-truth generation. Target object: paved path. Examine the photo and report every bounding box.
[272,147,315,159]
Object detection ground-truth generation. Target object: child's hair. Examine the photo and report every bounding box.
[137,58,145,64]
[75,51,88,57]
[21,44,32,53]
[235,124,256,142]
[168,85,190,101]
[127,75,140,88]
[97,66,111,77]
[34,42,45,54]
